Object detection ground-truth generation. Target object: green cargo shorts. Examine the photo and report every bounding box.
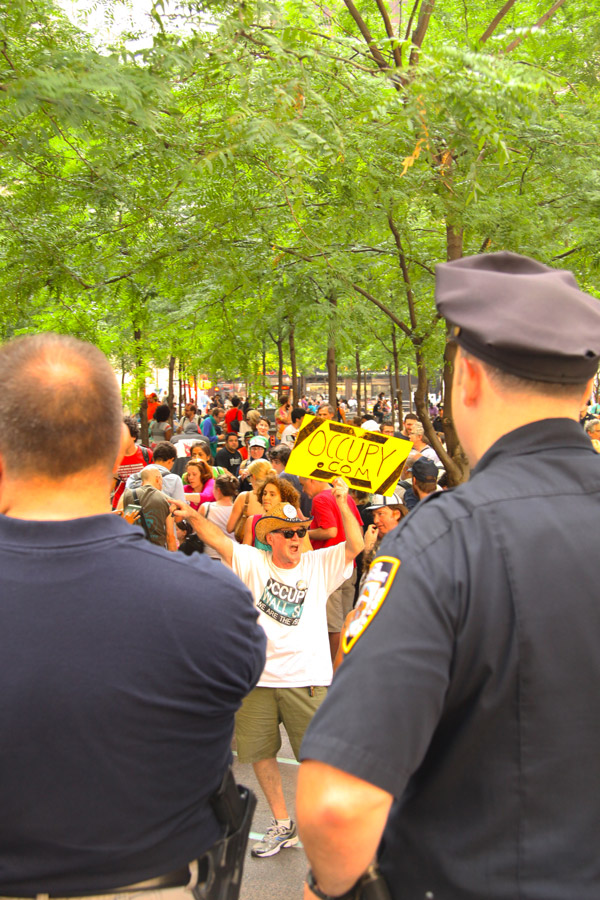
[235,685,328,763]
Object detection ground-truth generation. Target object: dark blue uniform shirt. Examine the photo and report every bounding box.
[301,418,600,900]
[0,514,266,896]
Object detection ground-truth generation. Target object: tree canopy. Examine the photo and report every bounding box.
[2,0,600,478]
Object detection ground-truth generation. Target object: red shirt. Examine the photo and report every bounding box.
[112,446,153,509]
[310,489,363,550]
[225,408,243,433]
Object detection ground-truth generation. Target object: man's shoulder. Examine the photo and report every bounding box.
[312,489,335,509]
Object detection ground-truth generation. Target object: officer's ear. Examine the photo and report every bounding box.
[455,350,483,408]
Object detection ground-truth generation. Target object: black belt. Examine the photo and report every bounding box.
[4,866,192,898]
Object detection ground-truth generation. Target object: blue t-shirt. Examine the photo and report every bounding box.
[0,513,265,895]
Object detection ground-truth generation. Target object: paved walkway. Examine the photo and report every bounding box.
[233,729,307,900]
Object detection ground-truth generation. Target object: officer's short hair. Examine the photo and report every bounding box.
[0,333,122,478]
[462,350,589,400]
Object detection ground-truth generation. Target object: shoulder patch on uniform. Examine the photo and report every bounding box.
[342,556,400,654]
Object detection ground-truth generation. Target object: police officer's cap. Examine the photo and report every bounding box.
[435,251,600,383]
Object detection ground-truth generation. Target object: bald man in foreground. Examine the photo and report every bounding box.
[0,333,265,899]
[297,252,600,900]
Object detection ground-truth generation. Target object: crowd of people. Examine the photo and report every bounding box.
[3,251,600,900]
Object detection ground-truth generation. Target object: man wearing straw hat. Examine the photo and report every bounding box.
[171,477,363,860]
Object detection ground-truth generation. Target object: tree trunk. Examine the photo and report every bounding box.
[276,334,284,397]
[391,328,403,425]
[262,340,267,410]
[388,364,395,428]
[178,360,184,417]
[289,325,298,404]
[414,348,462,484]
[446,223,463,261]
[168,355,175,424]
[441,339,469,484]
[134,326,149,447]
[363,369,368,411]
[327,292,338,406]
[440,222,469,485]
[355,351,362,417]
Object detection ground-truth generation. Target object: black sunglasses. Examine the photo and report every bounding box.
[272,527,308,539]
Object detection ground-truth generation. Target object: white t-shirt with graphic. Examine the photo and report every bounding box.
[231,543,352,688]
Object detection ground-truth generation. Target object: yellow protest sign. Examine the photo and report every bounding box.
[286,416,412,496]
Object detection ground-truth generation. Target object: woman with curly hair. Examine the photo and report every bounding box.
[226,460,273,539]
[243,475,311,552]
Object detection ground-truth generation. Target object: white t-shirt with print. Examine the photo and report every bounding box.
[231,543,352,688]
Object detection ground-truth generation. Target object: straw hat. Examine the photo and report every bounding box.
[255,502,312,546]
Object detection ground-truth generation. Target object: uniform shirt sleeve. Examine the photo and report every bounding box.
[300,538,457,798]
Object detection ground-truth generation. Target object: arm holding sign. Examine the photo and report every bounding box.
[170,499,234,567]
[331,477,364,566]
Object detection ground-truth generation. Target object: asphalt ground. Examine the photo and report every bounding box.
[233,728,307,900]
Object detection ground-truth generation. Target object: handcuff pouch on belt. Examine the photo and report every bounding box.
[192,767,257,900]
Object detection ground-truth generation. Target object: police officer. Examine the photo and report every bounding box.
[0,333,266,899]
[296,252,600,900]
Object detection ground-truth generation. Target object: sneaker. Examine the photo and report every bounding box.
[251,818,299,857]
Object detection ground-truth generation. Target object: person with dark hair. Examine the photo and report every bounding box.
[124,441,184,502]
[267,443,310,516]
[0,332,265,899]
[149,403,172,447]
[111,415,153,510]
[224,396,243,434]
[298,252,600,900]
[400,411,418,441]
[281,407,306,445]
[215,432,243,477]
[175,402,199,435]
[372,392,387,423]
[201,406,224,458]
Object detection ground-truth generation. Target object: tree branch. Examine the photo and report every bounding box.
[374,0,403,68]
[342,0,391,71]
[551,246,581,260]
[387,211,418,330]
[504,0,567,54]
[479,0,518,45]
[410,0,436,66]
[403,0,420,41]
